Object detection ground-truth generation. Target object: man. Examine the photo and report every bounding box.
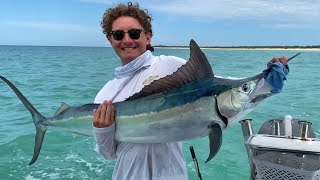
[93,2,288,180]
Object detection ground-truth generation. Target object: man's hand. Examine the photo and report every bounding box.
[93,100,115,128]
[268,56,288,66]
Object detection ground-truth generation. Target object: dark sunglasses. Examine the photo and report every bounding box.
[108,28,146,41]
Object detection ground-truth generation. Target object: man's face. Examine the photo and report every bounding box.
[108,16,151,65]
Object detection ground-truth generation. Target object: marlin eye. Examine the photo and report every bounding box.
[242,83,250,92]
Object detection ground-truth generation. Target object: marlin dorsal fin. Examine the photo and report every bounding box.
[54,102,70,116]
[127,39,213,100]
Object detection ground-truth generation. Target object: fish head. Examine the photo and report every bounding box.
[215,72,276,126]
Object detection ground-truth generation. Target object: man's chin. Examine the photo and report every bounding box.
[120,55,138,64]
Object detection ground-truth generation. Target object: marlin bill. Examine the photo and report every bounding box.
[0,39,291,165]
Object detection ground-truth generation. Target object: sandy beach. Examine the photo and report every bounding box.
[202,47,320,51]
[155,46,320,51]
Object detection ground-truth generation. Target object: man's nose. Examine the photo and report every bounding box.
[122,32,132,42]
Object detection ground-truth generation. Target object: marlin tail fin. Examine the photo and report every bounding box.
[0,76,47,165]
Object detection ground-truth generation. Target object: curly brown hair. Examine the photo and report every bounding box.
[101,2,153,38]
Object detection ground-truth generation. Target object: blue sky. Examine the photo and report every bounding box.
[1,0,319,47]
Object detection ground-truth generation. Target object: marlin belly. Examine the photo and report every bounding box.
[47,115,94,136]
[45,95,224,142]
[42,103,100,136]
[115,96,226,143]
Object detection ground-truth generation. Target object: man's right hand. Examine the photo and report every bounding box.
[93,100,115,128]
[267,56,288,66]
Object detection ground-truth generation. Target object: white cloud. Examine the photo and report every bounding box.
[260,23,320,29]
[0,21,100,33]
[148,0,320,23]
[74,0,320,23]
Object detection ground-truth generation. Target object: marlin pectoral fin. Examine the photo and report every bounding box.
[205,123,222,163]
[29,126,47,165]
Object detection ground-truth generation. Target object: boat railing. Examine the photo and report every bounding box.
[240,116,320,180]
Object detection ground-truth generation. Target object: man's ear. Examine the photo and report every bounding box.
[107,36,112,44]
[146,32,152,44]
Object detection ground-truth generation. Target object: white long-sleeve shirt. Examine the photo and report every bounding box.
[93,51,188,180]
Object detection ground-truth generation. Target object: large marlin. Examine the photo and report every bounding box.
[0,40,290,165]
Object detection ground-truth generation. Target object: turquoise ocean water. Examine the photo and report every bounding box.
[0,45,319,180]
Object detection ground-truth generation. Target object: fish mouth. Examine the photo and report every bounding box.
[250,93,273,103]
[249,78,274,104]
